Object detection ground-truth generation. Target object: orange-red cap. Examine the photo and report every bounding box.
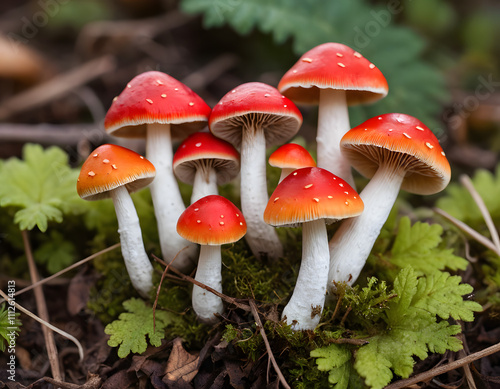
[209,82,302,147]
[104,71,211,139]
[340,113,451,195]
[77,144,155,200]
[268,143,316,170]
[278,42,388,106]
[173,132,240,185]
[264,167,363,226]
[176,195,247,246]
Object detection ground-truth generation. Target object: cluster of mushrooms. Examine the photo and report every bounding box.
[76,42,451,331]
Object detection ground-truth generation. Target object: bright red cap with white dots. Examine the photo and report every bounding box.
[209,82,303,148]
[340,113,451,195]
[268,143,316,170]
[173,132,240,185]
[264,167,363,226]
[278,42,388,106]
[177,195,247,246]
[104,71,211,139]
[77,144,155,201]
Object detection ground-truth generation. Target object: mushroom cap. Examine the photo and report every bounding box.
[268,143,316,170]
[176,195,247,246]
[278,42,388,106]
[209,82,303,148]
[264,167,363,227]
[77,144,156,201]
[173,132,240,185]
[104,71,211,139]
[340,113,451,195]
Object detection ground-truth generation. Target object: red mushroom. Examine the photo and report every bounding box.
[264,167,363,330]
[209,82,302,261]
[177,195,246,323]
[77,144,156,297]
[328,113,451,289]
[104,71,211,272]
[278,43,388,187]
[173,132,240,204]
[268,143,316,183]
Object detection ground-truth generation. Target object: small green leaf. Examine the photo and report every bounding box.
[311,344,352,389]
[105,298,179,358]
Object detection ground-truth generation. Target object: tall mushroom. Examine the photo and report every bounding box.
[104,71,211,272]
[328,113,451,289]
[173,131,240,204]
[264,167,363,330]
[278,42,388,187]
[269,143,316,183]
[77,144,156,297]
[177,195,247,323]
[209,82,302,261]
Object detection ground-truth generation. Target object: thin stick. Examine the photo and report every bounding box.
[249,299,291,389]
[460,174,500,253]
[433,208,500,256]
[22,230,63,381]
[153,254,251,312]
[385,341,500,389]
[0,289,84,361]
[0,243,121,304]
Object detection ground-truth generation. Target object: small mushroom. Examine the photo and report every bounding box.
[104,71,211,272]
[77,144,156,297]
[278,43,388,187]
[173,131,240,204]
[209,82,302,261]
[268,143,316,183]
[177,195,247,323]
[264,167,363,330]
[328,113,451,289]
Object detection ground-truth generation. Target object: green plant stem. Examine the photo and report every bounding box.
[22,229,63,381]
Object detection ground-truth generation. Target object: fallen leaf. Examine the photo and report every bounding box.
[163,338,199,386]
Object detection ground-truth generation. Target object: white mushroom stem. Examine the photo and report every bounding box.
[146,123,198,272]
[278,168,295,183]
[316,89,355,188]
[191,163,218,204]
[328,163,405,290]
[110,185,153,298]
[240,124,283,261]
[192,245,224,323]
[282,219,329,331]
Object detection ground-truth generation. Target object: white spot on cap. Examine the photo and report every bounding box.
[403,133,411,139]
[364,128,368,131]
[441,151,446,156]
[304,184,313,189]
[388,129,393,132]
[194,208,199,212]
[112,164,117,169]
[416,126,425,131]
[354,196,357,199]
[195,142,202,147]
[345,201,349,205]
[274,197,279,202]
[146,98,153,104]
[174,88,179,91]
[378,117,382,120]
[333,177,337,180]
[88,171,95,177]
[156,79,164,85]
[112,96,118,102]
[239,222,243,226]
[302,57,313,63]
[292,70,297,73]
[189,102,194,106]
[396,117,404,123]
[327,196,333,199]
[102,159,110,164]
[293,172,298,176]
[344,191,349,194]
[336,53,343,57]
[313,198,319,202]
[197,220,201,224]
[353,52,362,58]
[140,156,144,159]
[236,213,240,217]
[284,105,288,108]
[369,63,376,69]
[337,62,346,68]
[264,93,271,97]
[220,214,224,218]
[425,142,434,149]
[161,94,167,98]
[232,89,236,93]
[219,221,225,226]
[93,153,98,158]
[339,183,344,187]
[127,84,132,88]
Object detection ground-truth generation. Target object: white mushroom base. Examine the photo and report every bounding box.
[282,219,329,331]
[328,164,405,290]
[110,185,154,298]
[192,245,224,324]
